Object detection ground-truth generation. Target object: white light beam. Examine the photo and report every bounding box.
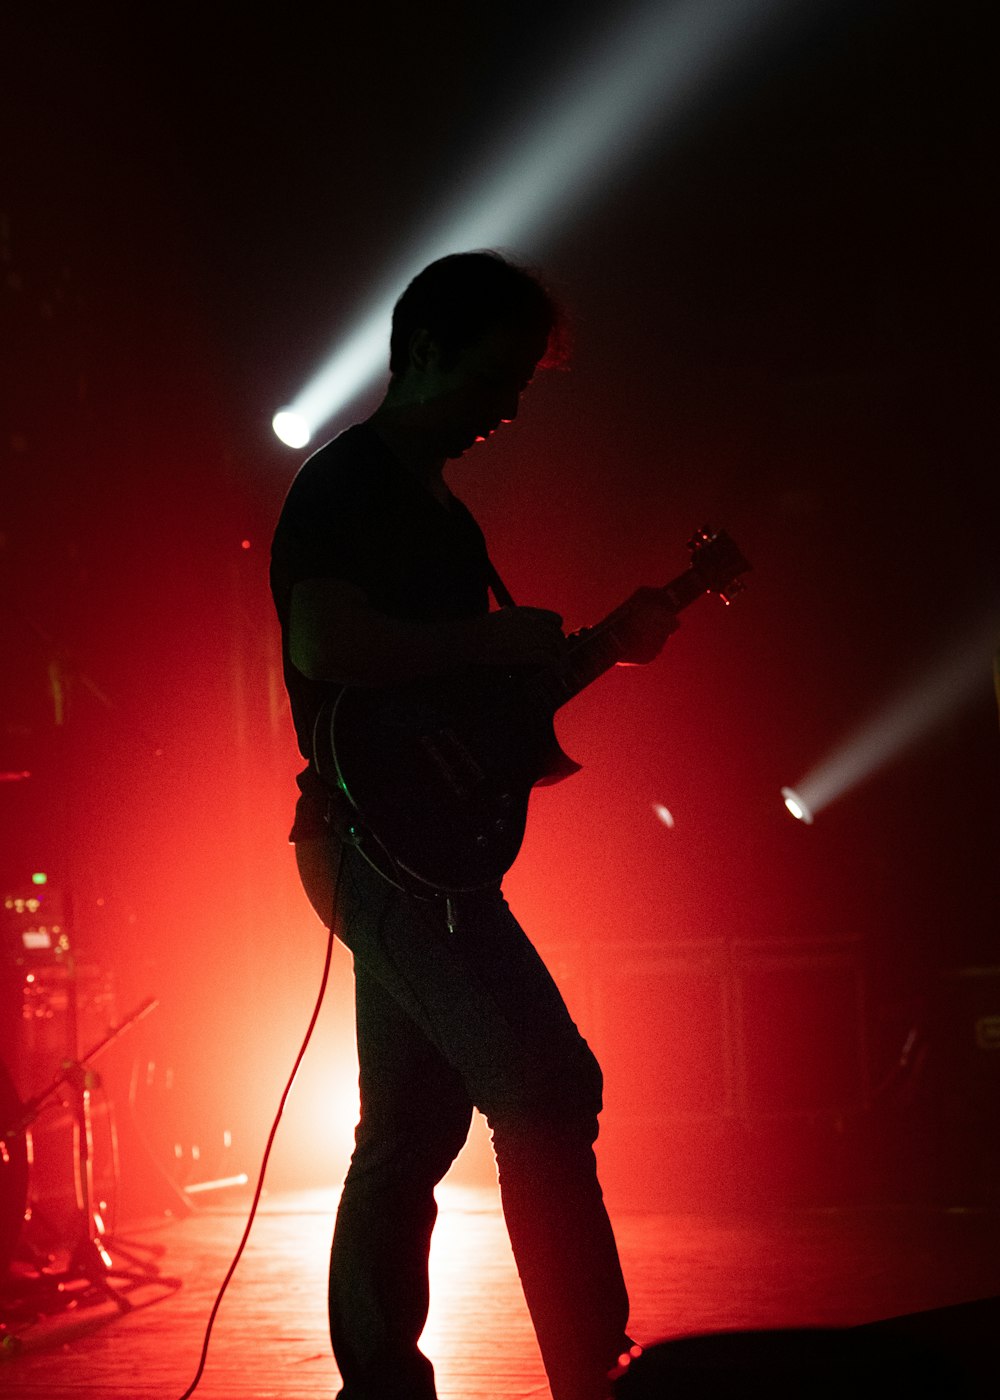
[783,613,1000,821]
[275,0,821,446]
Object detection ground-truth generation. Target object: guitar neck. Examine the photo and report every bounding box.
[525,566,708,714]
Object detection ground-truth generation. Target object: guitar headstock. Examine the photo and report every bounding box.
[688,526,751,604]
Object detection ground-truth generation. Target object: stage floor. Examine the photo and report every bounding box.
[3,1184,999,1398]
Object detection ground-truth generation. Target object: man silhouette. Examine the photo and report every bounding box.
[271,251,671,1399]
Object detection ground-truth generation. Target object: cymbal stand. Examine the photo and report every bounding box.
[3,996,181,1315]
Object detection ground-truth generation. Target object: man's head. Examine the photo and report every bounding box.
[385,251,565,459]
[390,251,562,375]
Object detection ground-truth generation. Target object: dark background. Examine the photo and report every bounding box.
[2,0,996,1212]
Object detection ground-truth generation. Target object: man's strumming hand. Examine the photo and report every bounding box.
[474,607,566,668]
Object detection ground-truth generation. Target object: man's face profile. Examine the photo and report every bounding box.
[411,321,546,459]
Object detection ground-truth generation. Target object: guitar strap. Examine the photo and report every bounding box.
[486,558,517,609]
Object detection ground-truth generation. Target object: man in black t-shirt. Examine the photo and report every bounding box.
[270,418,493,839]
[271,253,668,1400]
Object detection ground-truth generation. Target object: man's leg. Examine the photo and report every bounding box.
[438,893,630,1400]
[490,1112,629,1400]
[330,962,473,1399]
[296,836,473,1399]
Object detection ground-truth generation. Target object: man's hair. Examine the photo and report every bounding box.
[389,250,566,374]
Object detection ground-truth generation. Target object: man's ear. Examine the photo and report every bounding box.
[408,327,439,373]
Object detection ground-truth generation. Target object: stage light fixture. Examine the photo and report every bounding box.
[653,802,676,829]
[273,0,825,447]
[781,613,999,822]
[272,410,312,449]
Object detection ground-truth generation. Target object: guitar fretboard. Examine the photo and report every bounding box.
[523,567,707,714]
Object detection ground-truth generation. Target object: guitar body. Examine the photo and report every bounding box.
[314,669,581,893]
[311,528,750,897]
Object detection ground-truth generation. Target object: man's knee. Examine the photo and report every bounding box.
[484,1034,604,1140]
[350,1098,474,1187]
[556,1037,604,1122]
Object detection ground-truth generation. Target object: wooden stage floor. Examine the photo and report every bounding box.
[2,1184,999,1399]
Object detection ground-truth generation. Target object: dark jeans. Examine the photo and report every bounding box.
[295,835,629,1400]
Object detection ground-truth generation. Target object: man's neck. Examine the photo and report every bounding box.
[368,403,452,505]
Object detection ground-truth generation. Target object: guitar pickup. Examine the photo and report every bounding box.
[419,728,486,799]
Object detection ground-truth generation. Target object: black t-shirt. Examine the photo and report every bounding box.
[269,421,491,838]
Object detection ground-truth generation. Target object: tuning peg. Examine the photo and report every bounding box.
[688,525,717,550]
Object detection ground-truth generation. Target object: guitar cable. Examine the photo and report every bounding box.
[175,840,345,1400]
[174,798,468,1396]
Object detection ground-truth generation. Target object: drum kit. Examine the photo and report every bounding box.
[0,878,180,1337]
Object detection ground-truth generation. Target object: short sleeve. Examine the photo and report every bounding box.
[269,427,374,629]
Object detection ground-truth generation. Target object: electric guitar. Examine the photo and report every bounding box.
[312,527,750,894]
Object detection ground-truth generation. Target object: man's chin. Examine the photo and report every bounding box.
[444,434,485,459]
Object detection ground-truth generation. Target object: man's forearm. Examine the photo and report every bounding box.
[290,578,566,685]
[292,605,494,686]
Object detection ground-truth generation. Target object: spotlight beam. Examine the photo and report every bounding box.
[274,0,829,446]
[783,613,1000,821]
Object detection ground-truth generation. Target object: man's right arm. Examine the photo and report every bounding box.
[289,578,565,687]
